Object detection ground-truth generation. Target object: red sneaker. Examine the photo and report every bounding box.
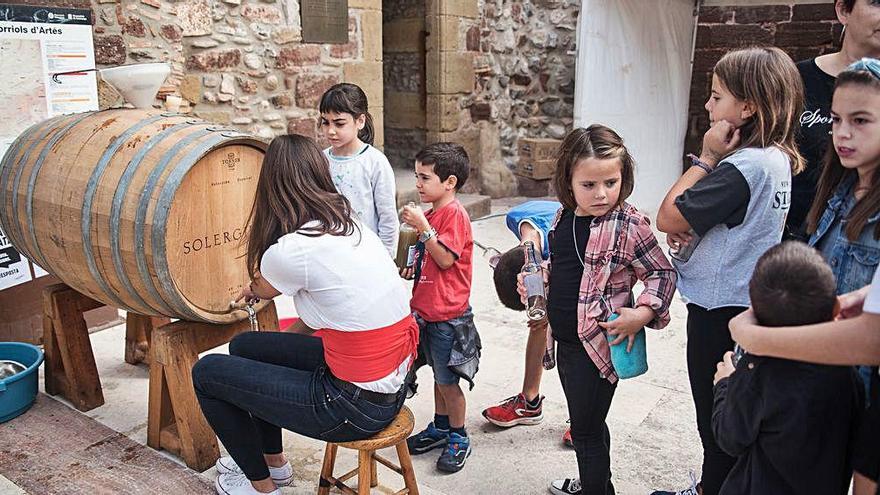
[562,427,574,448]
[481,393,544,427]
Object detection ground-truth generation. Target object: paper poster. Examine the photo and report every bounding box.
[0,4,97,144]
[0,4,95,290]
[0,226,32,290]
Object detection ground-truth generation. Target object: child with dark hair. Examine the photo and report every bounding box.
[319,83,398,255]
[401,142,481,474]
[484,200,577,442]
[711,241,862,495]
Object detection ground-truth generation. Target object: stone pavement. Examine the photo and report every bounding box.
[9,198,702,495]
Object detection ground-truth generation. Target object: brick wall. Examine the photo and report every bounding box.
[685,3,841,164]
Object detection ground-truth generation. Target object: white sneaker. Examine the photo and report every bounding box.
[215,456,294,486]
[215,472,281,495]
[549,478,582,495]
[650,470,700,495]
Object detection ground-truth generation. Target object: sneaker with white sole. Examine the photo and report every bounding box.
[215,472,281,495]
[650,470,700,495]
[215,456,294,486]
[549,478,581,495]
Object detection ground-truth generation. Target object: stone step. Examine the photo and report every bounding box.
[394,167,491,220]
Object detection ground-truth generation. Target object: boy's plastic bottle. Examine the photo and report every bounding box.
[606,313,648,379]
[522,241,547,321]
[395,202,420,269]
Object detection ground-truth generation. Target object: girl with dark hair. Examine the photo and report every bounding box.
[788,0,880,240]
[524,125,677,495]
[191,134,418,495]
[804,57,880,495]
[319,82,399,255]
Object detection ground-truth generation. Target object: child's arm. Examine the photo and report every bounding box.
[625,216,678,329]
[657,120,741,234]
[730,308,880,366]
[372,158,399,256]
[400,204,458,270]
[711,354,763,457]
[518,222,543,251]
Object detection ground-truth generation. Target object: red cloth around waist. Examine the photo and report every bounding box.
[315,315,419,383]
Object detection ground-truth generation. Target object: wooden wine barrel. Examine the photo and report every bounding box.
[0,109,268,323]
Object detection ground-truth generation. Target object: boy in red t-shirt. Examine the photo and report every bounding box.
[399,142,479,473]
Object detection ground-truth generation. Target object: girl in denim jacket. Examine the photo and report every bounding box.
[806,59,880,402]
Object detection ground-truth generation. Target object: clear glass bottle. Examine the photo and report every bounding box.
[522,241,547,321]
[396,201,420,269]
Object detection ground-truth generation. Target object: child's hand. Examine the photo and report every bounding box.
[599,306,653,352]
[713,351,736,385]
[666,232,693,252]
[527,317,548,332]
[401,204,430,232]
[517,265,549,306]
[399,266,415,280]
[837,285,870,319]
[701,120,741,166]
[728,309,759,353]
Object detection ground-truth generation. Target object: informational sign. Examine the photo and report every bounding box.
[300,0,349,44]
[0,4,97,290]
[0,227,31,290]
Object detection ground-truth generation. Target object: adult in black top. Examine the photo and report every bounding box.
[788,0,880,240]
[712,354,861,495]
[548,209,592,344]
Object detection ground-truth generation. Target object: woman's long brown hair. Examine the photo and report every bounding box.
[244,134,358,278]
[806,69,880,241]
[713,46,806,174]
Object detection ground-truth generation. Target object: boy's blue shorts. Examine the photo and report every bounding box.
[421,319,460,386]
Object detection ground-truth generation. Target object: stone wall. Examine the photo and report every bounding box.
[383,0,426,170]
[24,0,384,145]
[467,0,579,172]
[686,3,841,164]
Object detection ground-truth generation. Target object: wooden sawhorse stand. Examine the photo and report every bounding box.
[43,282,279,471]
[147,301,278,471]
[42,283,168,411]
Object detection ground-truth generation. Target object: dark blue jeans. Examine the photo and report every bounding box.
[192,331,405,481]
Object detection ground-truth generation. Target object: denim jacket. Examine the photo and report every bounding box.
[809,177,880,295]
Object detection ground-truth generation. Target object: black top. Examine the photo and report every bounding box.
[675,163,751,237]
[789,58,837,240]
[712,354,861,495]
[548,209,592,345]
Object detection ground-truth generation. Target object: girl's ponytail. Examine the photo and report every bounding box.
[359,112,375,145]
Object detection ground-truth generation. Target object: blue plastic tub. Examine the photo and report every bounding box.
[0,342,44,423]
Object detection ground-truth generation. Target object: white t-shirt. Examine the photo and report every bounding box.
[863,266,880,314]
[324,145,399,256]
[260,220,411,393]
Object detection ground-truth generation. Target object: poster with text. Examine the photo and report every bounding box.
[0,4,95,289]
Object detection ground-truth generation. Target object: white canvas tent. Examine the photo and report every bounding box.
[573,0,830,213]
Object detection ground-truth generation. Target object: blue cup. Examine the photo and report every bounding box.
[605,314,648,379]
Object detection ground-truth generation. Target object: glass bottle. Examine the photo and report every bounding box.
[396,201,420,269]
[522,241,547,321]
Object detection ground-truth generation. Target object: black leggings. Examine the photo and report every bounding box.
[557,340,617,495]
[686,304,745,495]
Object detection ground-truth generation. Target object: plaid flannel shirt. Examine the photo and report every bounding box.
[543,202,677,384]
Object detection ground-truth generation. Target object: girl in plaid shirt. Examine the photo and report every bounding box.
[520,125,677,495]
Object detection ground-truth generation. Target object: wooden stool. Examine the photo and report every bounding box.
[42,283,167,411]
[318,405,419,495]
[147,301,278,471]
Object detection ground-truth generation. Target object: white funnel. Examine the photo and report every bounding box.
[99,63,171,109]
